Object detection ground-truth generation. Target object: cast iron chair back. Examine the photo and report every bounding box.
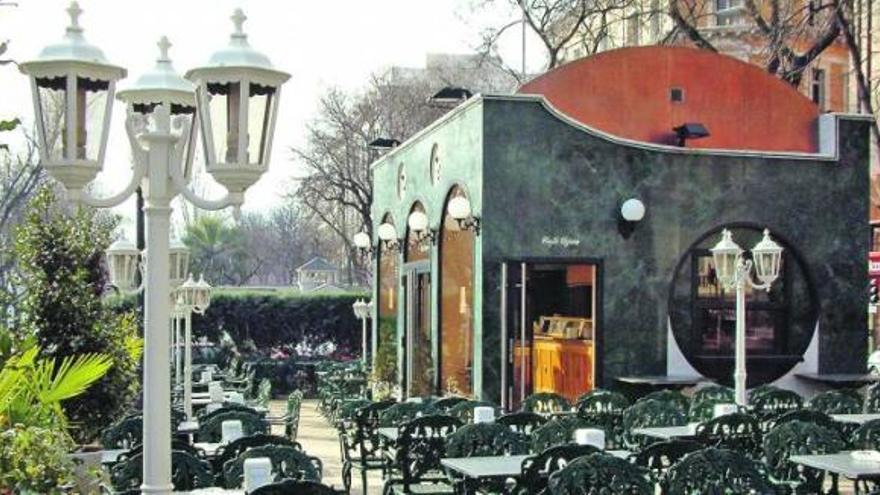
[638,390,690,415]
[117,440,205,465]
[497,411,548,434]
[692,385,735,404]
[688,398,733,423]
[212,433,303,476]
[852,418,880,449]
[546,453,653,495]
[101,415,143,449]
[445,422,529,457]
[695,412,762,456]
[250,479,340,495]
[575,389,630,415]
[749,388,803,421]
[339,399,396,495]
[433,396,468,411]
[517,443,602,494]
[390,414,462,494]
[110,450,214,492]
[222,445,322,489]
[622,399,687,449]
[530,415,603,453]
[197,403,265,422]
[865,383,880,413]
[632,439,702,489]
[762,420,846,493]
[446,400,498,423]
[664,447,776,495]
[378,401,436,427]
[808,389,863,415]
[769,408,841,434]
[197,410,269,443]
[522,392,571,415]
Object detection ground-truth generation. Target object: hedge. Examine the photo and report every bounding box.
[108,289,367,354]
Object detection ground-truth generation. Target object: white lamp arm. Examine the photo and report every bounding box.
[168,154,242,216]
[79,156,148,208]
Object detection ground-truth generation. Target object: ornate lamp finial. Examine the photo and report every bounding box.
[158,36,172,62]
[231,9,247,37]
[66,2,83,32]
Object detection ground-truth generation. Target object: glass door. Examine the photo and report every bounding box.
[405,264,434,397]
[503,262,529,411]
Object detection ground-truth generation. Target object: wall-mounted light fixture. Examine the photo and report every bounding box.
[618,198,645,239]
[447,195,481,234]
[353,231,373,258]
[377,222,402,252]
[407,210,436,245]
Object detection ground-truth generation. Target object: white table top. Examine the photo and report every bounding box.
[790,452,880,480]
[193,442,223,456]
[631,426,697,440]
[178,420,199,433]
[831,414,880,425]
[378,427,398,441]
[440,450,632,478]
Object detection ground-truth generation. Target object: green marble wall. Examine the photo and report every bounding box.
[479,97,870,403]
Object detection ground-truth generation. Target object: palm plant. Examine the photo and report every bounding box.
[0,346,113,429]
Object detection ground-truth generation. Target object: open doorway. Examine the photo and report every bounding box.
[503,260,600,410]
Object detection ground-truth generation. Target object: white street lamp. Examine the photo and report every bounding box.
[20,5,288,494]
[352,299,372,365]
[106,237,140,292]
[710,228,783,406]
[175,273,213,420]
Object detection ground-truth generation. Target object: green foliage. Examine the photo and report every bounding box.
[184,215,253,285]
[373,316,398,385]
[0,424,77,494]
[12,188,141,442]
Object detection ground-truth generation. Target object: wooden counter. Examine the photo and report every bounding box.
[532,336,594,403]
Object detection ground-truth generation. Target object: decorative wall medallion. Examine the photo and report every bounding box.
[397,163,407,198]
[430,143,441,185]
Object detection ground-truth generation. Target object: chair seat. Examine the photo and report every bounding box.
[349,457,386,469]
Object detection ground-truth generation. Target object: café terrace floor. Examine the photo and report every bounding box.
[284,398,860,495]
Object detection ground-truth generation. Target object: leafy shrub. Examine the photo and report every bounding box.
[0,425,77,494]
[12,188,141,442]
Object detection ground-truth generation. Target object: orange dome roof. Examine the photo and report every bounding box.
[518,46,820,152]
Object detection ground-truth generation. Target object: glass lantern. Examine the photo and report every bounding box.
[19,2,127,195]
[194,275,213,314]
[377,223,397,242]
[751,229,783,286]
[408,211,429,233]
[106,237,140,292]
[185,9,290,201]
[169,240,191,288]
[447,195,471,221]
[710,229,743,288]
[353,231,371,250]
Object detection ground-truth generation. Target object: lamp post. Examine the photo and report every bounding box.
[20,4,289,494]
[710,229,783,406]
[176,274,212,420]
[352,298,373,365]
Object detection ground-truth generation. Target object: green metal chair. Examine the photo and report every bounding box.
[341,399,396,495]
[516,443,603,494]
[197,403,265,422]
[251,479,341,495]
[546,453,653,495]
[770,408,841,434]
[110,451,214,492]
[432,396,468,411]
[851,419,880,494]
[522,392,571,415]
[101,415,143,449]
[864,383,880,413]
[692,385,735,404]
[197,410,269,443]
[211,433,303,479]
[530,415,602,453]
[632,439,702,491]
[808,390,862,415]
[575,390,629,448]
[285,390,304,441]
[639,390,690,415]
[694,412,762,457]
[382,414,462,494]
[446,422,529,457]
[496,411,548,435]
[763,420,846,494]
[664,447,776,495]
[750,387,803,424]
[688,398,732,423]
[222,445,322,488]
[378,401,436,427]
[622,399,687,449]
[446,400,498,424]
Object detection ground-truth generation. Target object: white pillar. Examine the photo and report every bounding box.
[184,309,193,420]
[174,315,182,388]
[734,275,747,407]
[362,316,368,365]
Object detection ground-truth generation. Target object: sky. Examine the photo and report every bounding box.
[0,0,547,237]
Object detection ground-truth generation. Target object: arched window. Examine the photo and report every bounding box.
[668,224,817,386]
[439,186,475,396]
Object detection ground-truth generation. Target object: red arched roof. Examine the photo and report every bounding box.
[518,46,820,152]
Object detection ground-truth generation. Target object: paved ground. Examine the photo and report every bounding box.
[271,398,382,495]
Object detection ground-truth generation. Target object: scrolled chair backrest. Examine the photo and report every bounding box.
[546,453,653,495]
[749,388,803,420]
[762,420,846,493]
[530,415,603,453]
[522,392,571,415]
[638,390,690,415]
[853,418,880,450]
[447,400,499,424]
[110,451,214,492]
[101,415,143,450]
[496,411,548,435]
[694,412,762,455]
[664,447,776,495]
[378,401,436,427]
[692,385,735,404]
[632,439,702,485]
[575,389,630,416]
[197,403,265,421]
[769,408,840,433]
[445,422,529,458]
[250,479,340,495]
[222,445,322,489]
[197,410,269,443]
[212,433,303,474]
[808,389,863,415]
[865,383,880,413]
[688,398,729,423]
[433,395,469,411]
[621,399,687,449]
[518,443,602,494]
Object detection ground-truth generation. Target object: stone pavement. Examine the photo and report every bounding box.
[270,398,383,495]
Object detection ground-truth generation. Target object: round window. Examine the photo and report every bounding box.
[397,163,407,199]
[430,143,441,185]
[667,224,817,387]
